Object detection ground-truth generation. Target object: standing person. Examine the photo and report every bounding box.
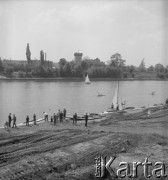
[33,113,36,125]
[63,108,67,119]
[43,112,48,122]
[43,112,46,122]
[73,113,75,125]
[111,103,114,109]
[116,104,119,111]
[74,113,77,125]
[58,110,60,122]
[85,113,89,127]
[8,113,12,127]
[50,115,53,122]
[54,113,57,125]
[121,101,126,109]
[60,111,63,123]
[26,115,29,126]
[46,113,48,121]
[12,114,17,128]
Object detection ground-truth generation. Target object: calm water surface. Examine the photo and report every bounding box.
[0,80,168,126]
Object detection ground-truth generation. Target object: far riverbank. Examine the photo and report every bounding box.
[0,77,168,81]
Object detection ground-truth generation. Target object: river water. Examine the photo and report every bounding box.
[0,80,167,126]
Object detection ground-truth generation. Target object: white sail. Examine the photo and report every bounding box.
[85,75,91,84]
[112,85,118,109]
[112,82,122,110]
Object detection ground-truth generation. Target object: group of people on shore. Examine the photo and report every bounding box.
[5,107,89,130]
[25,113,37,126]
[110,101,126,111]
[49,109,89,127]
[50,108,67,125]
[72,112,89,127]
[5,113,17,129]
[111,103,119,111]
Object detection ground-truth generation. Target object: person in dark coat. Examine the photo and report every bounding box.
[74,113,77,125]
[73,114,75,124]
[50,116,53,122]
[58,110,60,122]
[12,114,17,128]
[33,113,36,125]
[85,113,89,127]
[63,108,67,119]
[43,112,48,122]
[116,104,119,111]
[26,115,29,126]
[60,111,63,123]
[8,113,12,127]
[54,113,57,125]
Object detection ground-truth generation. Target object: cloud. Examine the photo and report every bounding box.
[0,0,167,66]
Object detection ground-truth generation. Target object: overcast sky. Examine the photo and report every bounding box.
[0,0,167,66]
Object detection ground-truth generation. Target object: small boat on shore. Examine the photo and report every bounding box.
[21,118,44,125]
[66,113,104,121]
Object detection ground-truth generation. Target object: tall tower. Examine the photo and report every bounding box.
[74,52,83,62]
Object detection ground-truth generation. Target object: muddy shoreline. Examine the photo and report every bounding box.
[0,106,168,180]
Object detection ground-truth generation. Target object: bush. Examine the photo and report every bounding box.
[123,73,128,78]
[166,98,168,105]
[157,73,165,79]
[132,74,135,78]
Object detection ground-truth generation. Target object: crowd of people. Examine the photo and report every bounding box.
[49,108,67,125]
[5,113,17,130]
[5,108,89,131]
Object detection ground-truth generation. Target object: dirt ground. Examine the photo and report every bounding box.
[0,106,168,180]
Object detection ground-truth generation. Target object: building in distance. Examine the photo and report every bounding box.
[74,52,83,63]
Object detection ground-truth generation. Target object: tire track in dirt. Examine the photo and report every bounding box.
[0,129,111,180]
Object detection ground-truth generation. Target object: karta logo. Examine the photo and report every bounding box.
[95,156,117,178]
[95,156,167,179]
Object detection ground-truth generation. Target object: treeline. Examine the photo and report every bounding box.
[52,57,122,78]
[0,54,168,79]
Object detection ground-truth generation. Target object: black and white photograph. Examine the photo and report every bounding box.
[0,0,168,179]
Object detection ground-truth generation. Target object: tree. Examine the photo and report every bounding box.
[83,56,90,61]
[26,43,31,63]
[110,53,125,68]
[81,60,88,70]
[129,65,135,74]
[165,65,168,74]
[73,63,83,77]
[155,63,164,73]
[40,50,44,66]
[59,58,67,67]
[4,67,14,77]
[63,62,71,76]
[0,59,3,71]
[147,65,154,72]
[166,65,168,71]
[139,58,146,72]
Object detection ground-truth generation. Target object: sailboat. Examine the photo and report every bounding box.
[100,81,123,115]
[111,81,122,111]
[85,74,91,84]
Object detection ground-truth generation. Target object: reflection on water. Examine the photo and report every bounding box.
[0,80,167,126]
